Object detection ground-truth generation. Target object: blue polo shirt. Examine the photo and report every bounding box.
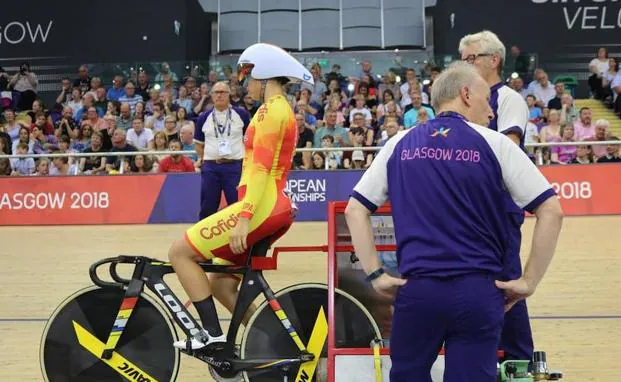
[352,112,555,278]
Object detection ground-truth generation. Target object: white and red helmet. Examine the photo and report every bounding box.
[237,43,314,86]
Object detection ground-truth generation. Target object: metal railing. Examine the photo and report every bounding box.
[2,140,619,175]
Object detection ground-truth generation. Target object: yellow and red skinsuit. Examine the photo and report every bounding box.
[185,94,297,265]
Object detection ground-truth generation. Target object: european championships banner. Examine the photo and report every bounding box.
[0,165,620,226]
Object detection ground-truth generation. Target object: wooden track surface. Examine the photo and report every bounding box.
[0,217,619,381]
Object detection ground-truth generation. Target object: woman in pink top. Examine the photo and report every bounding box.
[539,109,562,143]
[551,124,577,164]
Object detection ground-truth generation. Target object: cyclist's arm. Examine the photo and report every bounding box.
[239,107,283,219]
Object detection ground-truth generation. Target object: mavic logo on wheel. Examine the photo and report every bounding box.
[118,362,152,382]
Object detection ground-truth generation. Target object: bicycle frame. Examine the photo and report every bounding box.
[88,238,313,376]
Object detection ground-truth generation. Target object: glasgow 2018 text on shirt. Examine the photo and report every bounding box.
[400,147,480,163]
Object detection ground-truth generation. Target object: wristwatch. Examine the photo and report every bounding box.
[365,268,385,282]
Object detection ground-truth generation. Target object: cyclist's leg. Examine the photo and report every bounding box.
[169,202,244,348]
[208,191,293,325]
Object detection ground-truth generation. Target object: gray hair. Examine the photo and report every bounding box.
[180,122,194,134]
[211,81,230,95]
[594,119,610,129]
[430,62,481,111]
[458,30,506,71]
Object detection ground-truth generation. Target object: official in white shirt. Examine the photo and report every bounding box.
[194,82,250,219]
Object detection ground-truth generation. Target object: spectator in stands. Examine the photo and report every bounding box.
[359,60,374,79]
[55,106,79,139]
[31,111,54,136]
[73,65,91,94]
[106,100,120,117]
[8,62,38,110]
[321,135,342,169]
[601,58,618,103]
[528,69,556,108]
[193,83,212,115]
[162,91,179,116]
[344,127,373,169]
[356,81,377,108]
[76,92,104,121]
[33,158,50,176]
[313,110,349,148]
[136,71,151,100]
[155,62,179,84]
[83,107,108,134]
[349,95,372,127]
[159,139,194,173]
[0,157,11,176]
[0,135,8,155]
[416,108,430,124]
[404,91,435,128]
[80,131,107,174]
[126,118,153,150]
[11,127,33,154]
[400,69,425,108]
[311,151,326,170]
[589,119,610,159]
[184,76,198,94]
[588,47,609,99]
[176,107,193,131]
[309,63,327,104]
[610,69,621,115]
[27,99,47,126]
[90,77,103,91]
[118,81,143,113]
[51,155,77,176]
[526,95,543,123]
[9,143,34,175]
[539,109,562,143]
[376,89,402,120]
[175,86,192,114]
[162,75,178,100]
[242,93,259,118]
[116,103,133,131]
[378,101,403,126]
[151,131,169,164]
[179,123,197,162]
[106,129,136,172]
[130,154,155,173]
[378,72,400,103]
[325,64,347,91]
[547,81,565,110]
[293,112,314,169]
[510,77,529,99]
[597,136,621,163]
[0,67,9,93]
[108,74,125,101]
[94,87,108,111]
[56,77,73,105]
[32,124,59,154]
[571,144,593,164]
[162,115,180,143]
[379,119,402,146]
[146,103,166,132]
[349,113,375,147]
[573,107,595,140]
[67,88,83,118]
[146,88,160,115]
[72,124,92,153]
[560,94,578,124]
[550,124,577,165]
[57,135,77,162]
[134,102,146,121]
[3,109,24,142]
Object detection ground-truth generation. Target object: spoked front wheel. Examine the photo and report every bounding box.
[239,283,381,382]
[40,286,180,381]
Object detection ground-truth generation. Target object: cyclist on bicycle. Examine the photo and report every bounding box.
[168,43,313,351]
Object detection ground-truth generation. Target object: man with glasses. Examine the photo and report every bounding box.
[459,30,533,366]
[194,81,250,220]
[118,81,144,113]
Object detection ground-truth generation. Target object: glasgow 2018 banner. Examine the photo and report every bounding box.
[0,164,620,226]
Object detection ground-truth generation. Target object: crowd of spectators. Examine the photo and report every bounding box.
[0,55,619,177]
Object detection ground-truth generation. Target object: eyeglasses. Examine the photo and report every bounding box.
[462,53,493,64]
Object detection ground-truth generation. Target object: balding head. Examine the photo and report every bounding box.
[120,102,131,118]
[180,122,194,144]
[431,62,493,126]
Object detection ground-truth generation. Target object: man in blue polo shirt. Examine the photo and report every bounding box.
[345,62,563,382]
[459,30,535,364]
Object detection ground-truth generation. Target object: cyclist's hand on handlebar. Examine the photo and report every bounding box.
[371,274,406,301]
[229,217,250,254]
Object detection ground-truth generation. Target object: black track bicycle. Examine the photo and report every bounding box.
[40,236,382,381]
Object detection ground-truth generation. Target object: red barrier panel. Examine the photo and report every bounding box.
[539,164,621,216]
[0,176,165,225]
